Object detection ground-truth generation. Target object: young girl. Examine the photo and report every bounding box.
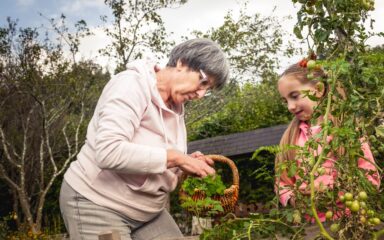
[275,61,380,220]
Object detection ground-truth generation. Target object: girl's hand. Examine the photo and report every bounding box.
[299,188,312,195]
[167,149,215,177]
[289,196,296,207]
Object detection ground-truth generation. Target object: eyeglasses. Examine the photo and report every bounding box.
[199,69,209,86]
[198,69,212,96]
[199,69,212,89]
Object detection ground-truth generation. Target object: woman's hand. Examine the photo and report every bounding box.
[167,149,215,177]
[189,151,214,167]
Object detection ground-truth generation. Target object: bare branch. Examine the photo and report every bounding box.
[0,126,21,168]
[0,163,20,191]
[39,136,44,187]
[41,101,57,172]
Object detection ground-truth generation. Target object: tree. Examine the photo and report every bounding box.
[186,2,298,140]
[188,79,291,141]
[0,17,109,235]
[100,0,187,73]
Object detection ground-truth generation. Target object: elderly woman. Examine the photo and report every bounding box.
[60,38,230,239]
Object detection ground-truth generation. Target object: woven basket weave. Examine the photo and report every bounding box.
[179,154,239,216]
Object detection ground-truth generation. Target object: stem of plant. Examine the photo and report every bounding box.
[247,220,253,240]
[309,72,338,240]
[372,228,384,240]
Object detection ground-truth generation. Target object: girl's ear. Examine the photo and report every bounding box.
[315,82,326,97]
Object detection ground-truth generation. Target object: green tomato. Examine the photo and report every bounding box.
[330,223,340,232]
[317,167,325,175]
[307,60,316,70]
[369,135,377,143]
[325,211,333,220]
[360,216,367,224]
[367,210,375,217]
[378,146,384,152]
[344,192,353,201]
[358,191,368,201]
[307,73,315,80]
[372,218,381,225]
[292,210,302,224]
[339,195,345,202]
[350,201,360,212]
[360,201,367,209]
[360,209,366,215]
[308,156,315,167]
[345,201,352,207]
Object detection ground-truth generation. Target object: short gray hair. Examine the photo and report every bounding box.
[166,38,229,90]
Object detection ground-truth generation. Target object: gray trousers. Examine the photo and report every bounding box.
[59,180,183,240]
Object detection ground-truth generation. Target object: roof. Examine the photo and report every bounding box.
[187,124,288,157]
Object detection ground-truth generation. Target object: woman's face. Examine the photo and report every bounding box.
[278,74,321,121]
[170,62,213,105]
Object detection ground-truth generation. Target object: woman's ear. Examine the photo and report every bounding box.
[176,59,184,70]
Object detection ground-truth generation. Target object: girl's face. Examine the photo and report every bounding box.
[278,74,321,121]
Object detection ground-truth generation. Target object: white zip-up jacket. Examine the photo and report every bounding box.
[64,58,186,221]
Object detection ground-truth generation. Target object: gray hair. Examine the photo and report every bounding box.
[166,38,229,90]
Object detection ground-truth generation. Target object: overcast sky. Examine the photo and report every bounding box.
[1,0,383,70]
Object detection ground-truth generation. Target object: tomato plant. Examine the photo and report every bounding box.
[201,0,384,239]
[287,0,384,239]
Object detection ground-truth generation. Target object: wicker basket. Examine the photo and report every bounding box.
[179,154,239,216]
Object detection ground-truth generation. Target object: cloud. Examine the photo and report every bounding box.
[60,0,105,13]
[77,26,115,71]
[16,0,34,7]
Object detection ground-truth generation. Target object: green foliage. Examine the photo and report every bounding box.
[278,0,384,239]
[199,0,384,239]
[181,197,224,218]
[292,0,376,56]
[200,210,302,240]
[0,17,109,234]
[100,0,187,73]
[188,79,291,141]
[0,215,11,239]
[186,2,297,140]
[180,175,226,217]
[182,175,226,197]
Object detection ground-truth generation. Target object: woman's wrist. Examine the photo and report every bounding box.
[166,149,185,168]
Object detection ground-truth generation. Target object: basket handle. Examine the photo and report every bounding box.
[205,154,239,187]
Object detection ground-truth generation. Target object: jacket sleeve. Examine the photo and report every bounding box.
[94,72,167,174]
[358,141,380,188]
[276,177,294,207]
